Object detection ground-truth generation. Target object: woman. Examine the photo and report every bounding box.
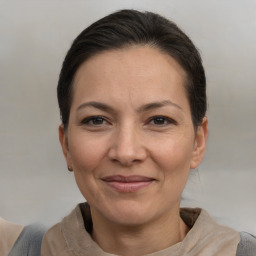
[42,9,255,255]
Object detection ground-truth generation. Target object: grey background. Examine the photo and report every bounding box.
[0,0,255,234]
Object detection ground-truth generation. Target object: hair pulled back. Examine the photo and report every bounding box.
[57,9,207,129]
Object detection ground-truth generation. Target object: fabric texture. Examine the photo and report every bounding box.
[7,223,46,256]
[236,232,256,256]
[0,217,24,256]
[42,203,242,256]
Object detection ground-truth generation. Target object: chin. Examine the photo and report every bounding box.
[111,212,150,227]
[103,200,157,227]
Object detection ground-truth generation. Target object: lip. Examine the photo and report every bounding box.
[101,175,155,193]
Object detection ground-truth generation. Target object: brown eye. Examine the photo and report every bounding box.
[82,116,107,125]
[149,116,176,126]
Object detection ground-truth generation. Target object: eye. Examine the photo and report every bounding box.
[148,116,176,126]
[81,116,108,126]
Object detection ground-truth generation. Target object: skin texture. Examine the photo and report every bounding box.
[59,46,208,256]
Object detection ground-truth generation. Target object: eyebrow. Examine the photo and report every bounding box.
[138,100,183,112]
[77,100,182,113]
[77,101,115,113]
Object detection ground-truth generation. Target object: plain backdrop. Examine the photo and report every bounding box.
[0,0,255,234]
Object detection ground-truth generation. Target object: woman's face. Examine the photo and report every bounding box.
[59,46,207,226]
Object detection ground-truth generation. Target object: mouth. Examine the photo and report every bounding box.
[101,175,155,193]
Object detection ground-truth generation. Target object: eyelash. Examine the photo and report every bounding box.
[148,116,177,126]
[81,115,176,127]
[81,116,108,126]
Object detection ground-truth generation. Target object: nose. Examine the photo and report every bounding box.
[108,124,147,166]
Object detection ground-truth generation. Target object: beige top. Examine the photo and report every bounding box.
[0,217,24,256]
[42,203,240,256]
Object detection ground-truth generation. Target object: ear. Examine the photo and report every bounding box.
[190,117,208,169]
[59,124,72,169]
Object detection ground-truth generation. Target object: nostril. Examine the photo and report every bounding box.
[107,129,147,165]
[108,148,147,166]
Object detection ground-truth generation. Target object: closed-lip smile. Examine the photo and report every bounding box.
[101,175,155,193]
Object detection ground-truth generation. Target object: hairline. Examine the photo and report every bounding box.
[64,43,195,131]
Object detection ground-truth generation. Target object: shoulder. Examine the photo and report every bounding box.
[236,232,256,256]
[41,205,83,256]
[41,203,93,256]
[0,217,24,256]
[42,222,70,256]
[8,223,46,256]
[42,222,63,247]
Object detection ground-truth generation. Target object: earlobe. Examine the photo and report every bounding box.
[190,117,208,169]
[59,124,72,168]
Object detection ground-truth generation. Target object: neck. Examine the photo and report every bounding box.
[91,206,189,256]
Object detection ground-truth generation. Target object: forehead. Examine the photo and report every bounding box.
[75,45,186,79]
[72,46,188,108]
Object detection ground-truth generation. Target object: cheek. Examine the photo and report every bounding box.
[69,133,107,174]
[151,134,195,173]
[146,136,194,207]
[68,133,109,201]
